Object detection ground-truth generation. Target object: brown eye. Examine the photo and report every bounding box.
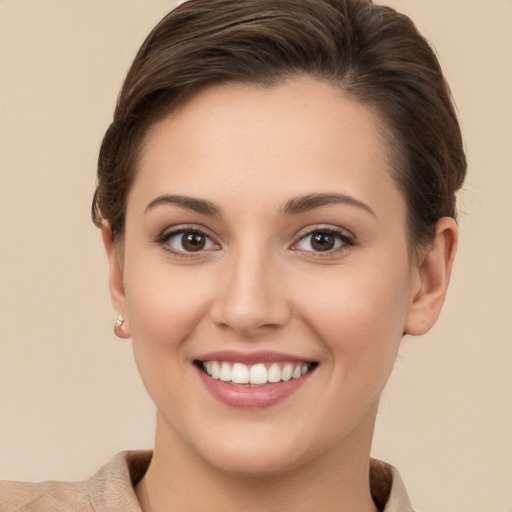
[294,229,352,253]
[164,230,217,254]
[311,232,336,251]
[182,232,206,251]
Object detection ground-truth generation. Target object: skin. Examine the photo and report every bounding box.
[103,77,457,512]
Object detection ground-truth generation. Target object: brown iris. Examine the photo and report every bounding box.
[310,232,336,252]
[182,232,206,252]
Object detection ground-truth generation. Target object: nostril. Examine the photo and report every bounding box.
[210,303,292,337]
[209,266,291,335]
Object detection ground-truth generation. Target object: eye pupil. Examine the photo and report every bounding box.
[311,232,335,251]
[182,232,205,251]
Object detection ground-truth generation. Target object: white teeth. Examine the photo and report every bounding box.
[211,361,220,379]
[219,362,231,382]
[281,363,293,381]
[202,360,313,385]
[249,363,267,385]
[267,363,281,383]
[231,363,249,384]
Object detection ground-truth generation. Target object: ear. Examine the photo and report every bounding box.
[404,217,458,336]
[101,223,131,338]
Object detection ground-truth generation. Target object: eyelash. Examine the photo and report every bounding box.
[157,225,356,257]
[158,226,218,257]
[292,227,356,256]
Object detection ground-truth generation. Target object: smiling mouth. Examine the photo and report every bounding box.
[194,360,318,386]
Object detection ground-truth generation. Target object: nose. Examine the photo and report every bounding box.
[209,246,291,338]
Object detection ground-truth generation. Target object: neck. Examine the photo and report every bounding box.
[136,410,379,512]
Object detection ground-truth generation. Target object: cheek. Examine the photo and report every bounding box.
[294,262,411,372]
[122,261,218,419]
[121,255,217,401]
[124,258,212,344]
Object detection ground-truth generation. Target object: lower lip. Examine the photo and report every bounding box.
[196,367,313,409]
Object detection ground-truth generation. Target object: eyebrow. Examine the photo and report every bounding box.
[145,195,222,216]
[144,192,374,218]
[283,193,375,217]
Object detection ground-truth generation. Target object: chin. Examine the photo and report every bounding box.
[183,422,315,477]
[203,443,306,477]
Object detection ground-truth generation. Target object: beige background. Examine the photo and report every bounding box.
[1,1,511,511]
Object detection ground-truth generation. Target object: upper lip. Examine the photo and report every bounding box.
[194,350,316,365]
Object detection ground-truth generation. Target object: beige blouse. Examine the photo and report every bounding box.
[0,451,415,511]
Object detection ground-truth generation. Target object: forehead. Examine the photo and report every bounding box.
[130,77,404,221]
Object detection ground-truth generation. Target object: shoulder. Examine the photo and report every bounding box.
[0,451,152,512]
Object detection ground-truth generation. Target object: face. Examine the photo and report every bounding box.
[108,77,425,475]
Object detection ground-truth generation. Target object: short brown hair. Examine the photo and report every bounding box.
[92,0,466,248]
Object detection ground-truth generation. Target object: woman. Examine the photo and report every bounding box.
[0,0,466,510]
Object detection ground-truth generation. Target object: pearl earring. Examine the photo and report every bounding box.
[114,315,126,338]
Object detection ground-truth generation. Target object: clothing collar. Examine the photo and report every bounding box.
[88,451,414,512]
